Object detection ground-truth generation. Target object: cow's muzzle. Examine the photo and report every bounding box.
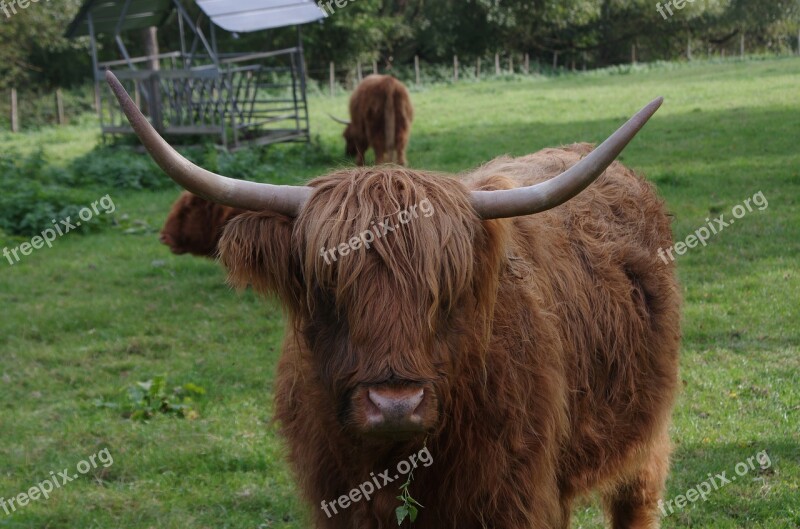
[159,232,185,254]
[353,384,438,438]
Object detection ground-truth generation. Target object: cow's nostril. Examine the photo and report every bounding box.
[366,386,425,431]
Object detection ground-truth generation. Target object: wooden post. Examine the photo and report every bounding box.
[94,83,101,116]
[56,89,65,126]
[687,36,692,60]
[414,55,420,86]
[553,51,559,70]
[524,53,529,74]
[508,54,513,74]
[357,61,363,82]
[10,88,18,133]
[495,53,500,75]
[329,62,335,97]
[453,55,459,81]
[476,57,481,79]
[373,60,378,74]
[631,43,637,65]
[740,33,745,57]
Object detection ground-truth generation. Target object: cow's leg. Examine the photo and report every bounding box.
[602,433,671,529]
[396,145,407,166]
[374,147,387,165]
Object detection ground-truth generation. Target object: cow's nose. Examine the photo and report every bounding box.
[159,232,172,245]
[365,386,425,433]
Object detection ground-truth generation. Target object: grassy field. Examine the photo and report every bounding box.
[1,57,798,528]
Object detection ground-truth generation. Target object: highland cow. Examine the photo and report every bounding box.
[159,191,244,257]
[330,74,414,166]
[108,70,681,529]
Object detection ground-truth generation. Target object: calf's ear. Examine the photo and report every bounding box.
[218,212,304,309]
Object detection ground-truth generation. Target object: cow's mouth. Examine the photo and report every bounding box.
[159,233,186,254]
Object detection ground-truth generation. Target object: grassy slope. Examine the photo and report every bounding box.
[0,58,798,528]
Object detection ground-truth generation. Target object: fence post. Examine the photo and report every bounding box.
[495,53,500,75]
[508,54,513,74]
[553,51,559,70]
[631,43,637,65]
[414,55,420,86]
[476,57,481,79]
[10,88,18,133]
[11,88,19,133]
[524,53,529,74]
[56,89,66,126]
[453,55,459,81]
[740,33,745,57]
[329,62,335,97]
[94,83,101,116]
[373,60,378,74]
[687,36,692,60]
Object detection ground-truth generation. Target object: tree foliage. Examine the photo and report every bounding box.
[0,0,798,90]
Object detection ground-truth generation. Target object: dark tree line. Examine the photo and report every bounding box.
[1,0,798,91]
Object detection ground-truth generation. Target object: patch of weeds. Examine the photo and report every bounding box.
[95,375,206,421]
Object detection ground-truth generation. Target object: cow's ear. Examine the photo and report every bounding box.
[218,211,304,310]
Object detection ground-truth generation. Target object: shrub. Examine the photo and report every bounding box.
[0,149,109,236]
[69,146,171,190]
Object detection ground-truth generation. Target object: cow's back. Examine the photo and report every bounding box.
[350,75,412,148]
[466,143,681,494]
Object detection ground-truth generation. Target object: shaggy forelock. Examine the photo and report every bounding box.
[295,167,477,336]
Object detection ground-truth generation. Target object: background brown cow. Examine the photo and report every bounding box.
[159,191,244,257]
[334,74,414,166]
[109,73,679,529]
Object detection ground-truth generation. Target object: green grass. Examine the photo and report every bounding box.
[1,57,798,528]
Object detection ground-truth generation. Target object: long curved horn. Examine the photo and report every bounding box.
[471,97,663,220]
[327,113,351,126]
[105,70,311,216]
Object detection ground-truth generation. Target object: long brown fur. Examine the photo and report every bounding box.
[218,143,681,529]
[343,74,414,166]
[160,191,245,257]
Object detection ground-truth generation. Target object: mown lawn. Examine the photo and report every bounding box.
[0,57,798,528]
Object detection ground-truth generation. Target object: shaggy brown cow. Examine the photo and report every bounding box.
[108,71,680,529]
[331,74,414,166]
[159,191,244,257]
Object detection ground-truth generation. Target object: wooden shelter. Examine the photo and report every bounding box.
[66,0,326,149]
